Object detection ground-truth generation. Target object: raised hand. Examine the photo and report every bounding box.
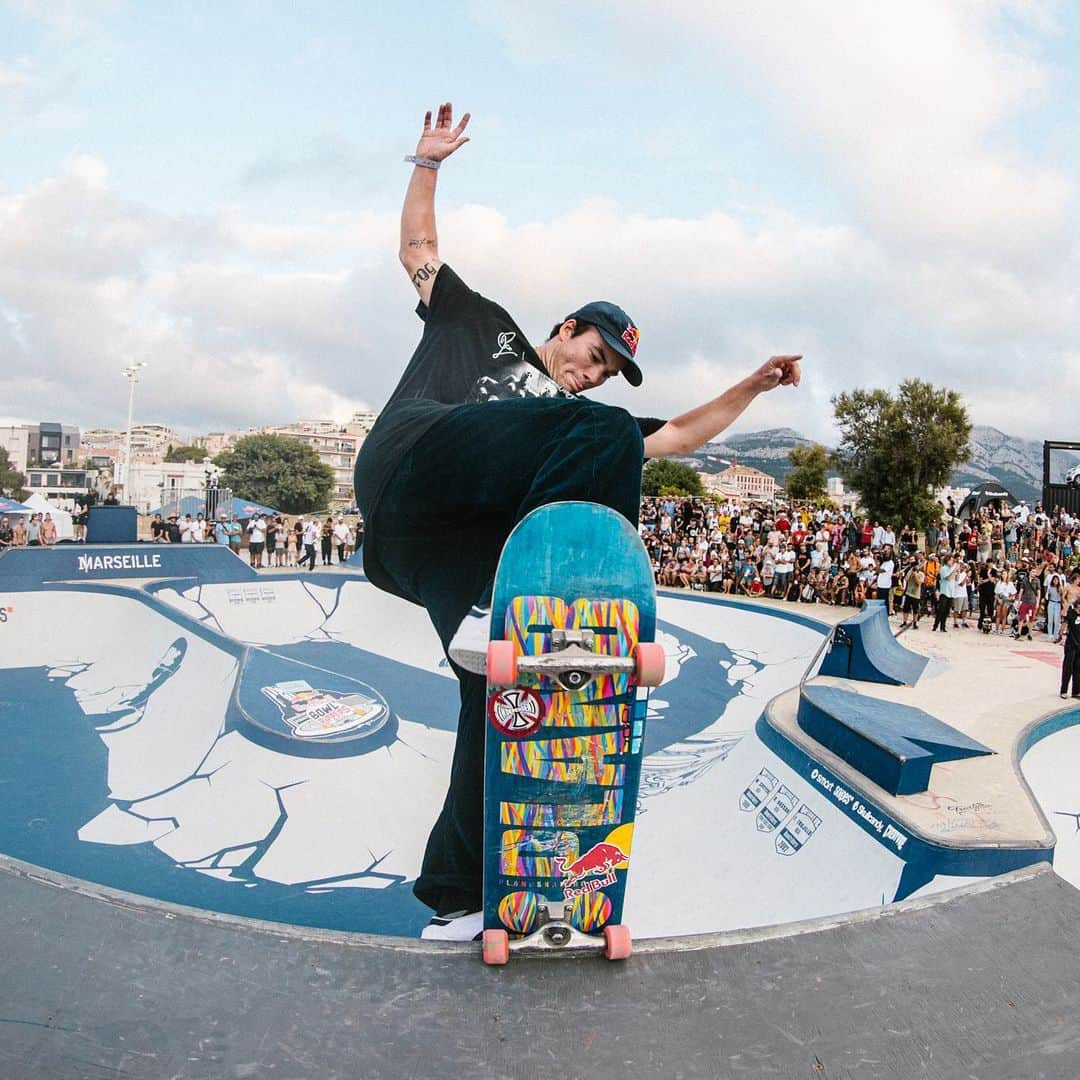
[414,102,471,163]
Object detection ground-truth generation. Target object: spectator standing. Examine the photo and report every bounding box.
[333,517,350,564]
[247,514,267,569]
[995,568,1017,635]
[318,517,332,565]
[933,554,955,632]
[900,558,924,629]
[977,564,997,630]
[951,561,971,629]
[26,514,41,546]
[1046,573,1063,642]
[0,516,12,550]
[265,516,279,566]
[214,515,230,545]
[40,514,57,546]
[284,521,298,567]
[876,550,895,610]
[227,515,242,554]
[1015,562,1040,639]
[302,516,319,571]
[1061,599,1080,698]
[12,517,28,547]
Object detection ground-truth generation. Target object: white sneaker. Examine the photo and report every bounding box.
[420,910,484,942]
[448,605,492,675]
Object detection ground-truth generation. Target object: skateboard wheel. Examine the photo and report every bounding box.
[486,640,518,686]
[603,924,632,961]
[482,928,510,966]
[635,642,665,687]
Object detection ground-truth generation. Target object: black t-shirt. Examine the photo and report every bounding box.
[355,264,663,515]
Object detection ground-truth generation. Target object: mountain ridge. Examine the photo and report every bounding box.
[681,425,1070,505]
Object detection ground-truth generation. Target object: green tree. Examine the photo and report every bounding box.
[0,446,28,502]
[214,435,335,514]
[164,444,212,463]
[786,443,830,502]
[832,380,971,528]
[642,459,704,498]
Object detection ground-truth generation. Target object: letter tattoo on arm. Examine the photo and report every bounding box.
[406,237,436,249]
[411,261,439,291]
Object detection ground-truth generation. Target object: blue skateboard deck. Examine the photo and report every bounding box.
[481,502,661,962]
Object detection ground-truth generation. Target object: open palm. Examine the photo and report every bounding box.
[415,101,471,162]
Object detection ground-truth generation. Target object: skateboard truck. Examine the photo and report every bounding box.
[482,896,633,964]
[487,631,665,690]
[516,628,635,691]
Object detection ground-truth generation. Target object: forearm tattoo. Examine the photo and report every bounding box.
[406,237,436,249]
[411,261,438,290]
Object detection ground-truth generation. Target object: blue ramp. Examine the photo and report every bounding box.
[820,602,929,686]
[799,684,993,796]
[0,544,257,587]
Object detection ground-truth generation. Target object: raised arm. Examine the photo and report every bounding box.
[399,102,471,307]
[643,355,802,458]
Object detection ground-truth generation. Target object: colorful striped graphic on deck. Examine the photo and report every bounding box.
[569,891,613,932]
[501,730,628,785]
[541,697,623,728]
[500,790,624,828]
[498,828,579,877]
[497,890,542,934]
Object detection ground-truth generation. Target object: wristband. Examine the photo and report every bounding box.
[404,155,440,170]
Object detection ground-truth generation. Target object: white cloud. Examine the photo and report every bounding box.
[2,1,1078,448]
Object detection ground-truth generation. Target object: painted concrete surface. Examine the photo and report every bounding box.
[0,549,1072,944]
[0,565,832,937]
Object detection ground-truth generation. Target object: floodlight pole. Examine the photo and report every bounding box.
[120,362,146,500]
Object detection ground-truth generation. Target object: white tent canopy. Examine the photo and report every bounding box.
[22,492,75,540]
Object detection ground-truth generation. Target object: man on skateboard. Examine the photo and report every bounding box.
[353,102,802,940]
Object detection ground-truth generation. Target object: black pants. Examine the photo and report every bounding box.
[321,537,332,564]
[303,543,317,570]
[356,396,645,914]
[932,593,951,631]
[337,543,346,563]
[1062,647,1080,695]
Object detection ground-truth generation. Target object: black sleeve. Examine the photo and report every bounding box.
[414,264,479,324]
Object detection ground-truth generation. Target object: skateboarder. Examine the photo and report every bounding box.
[353,102,802,940]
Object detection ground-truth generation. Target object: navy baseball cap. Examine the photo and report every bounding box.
[564,301,642,386]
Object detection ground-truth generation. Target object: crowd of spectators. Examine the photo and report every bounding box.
[639,495,1080,644]
[147,511,362,570]
[0,512,59,549]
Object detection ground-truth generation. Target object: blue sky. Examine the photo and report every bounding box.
[1,1,1077,444]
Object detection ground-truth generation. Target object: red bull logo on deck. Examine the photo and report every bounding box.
[554,840,630,898]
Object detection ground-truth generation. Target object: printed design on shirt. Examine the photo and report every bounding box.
[467,359,575,404]
[491,331,519,361]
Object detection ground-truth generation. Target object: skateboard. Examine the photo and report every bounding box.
[481,501,665,965]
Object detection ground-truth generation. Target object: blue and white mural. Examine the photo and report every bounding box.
[5,562,1011,939]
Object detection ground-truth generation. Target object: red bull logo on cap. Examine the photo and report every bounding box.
[621,324,639,357]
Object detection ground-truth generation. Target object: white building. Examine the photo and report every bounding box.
[127,461,223,516]
[715,464,777,502]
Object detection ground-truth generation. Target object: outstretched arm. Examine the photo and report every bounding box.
[643,355,802,458]
[399,102,471,307]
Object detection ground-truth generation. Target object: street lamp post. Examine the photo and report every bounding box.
[120,362,147,501]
